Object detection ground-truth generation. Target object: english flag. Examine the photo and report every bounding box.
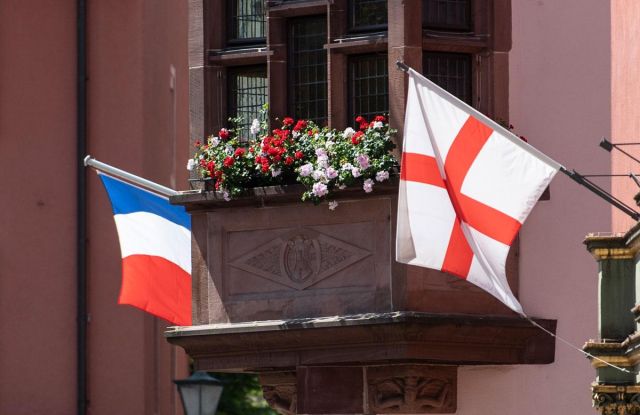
[98,172,192,326]
[396,68,560,314]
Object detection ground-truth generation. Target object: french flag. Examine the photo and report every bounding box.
[98,172,192,326]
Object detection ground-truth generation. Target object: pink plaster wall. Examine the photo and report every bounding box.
[458,1,611,413]
[0,1,77,414]
[611,0,640,233]
[0,1,189,414]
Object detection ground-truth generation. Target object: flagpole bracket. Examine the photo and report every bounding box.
[396,61,410,73]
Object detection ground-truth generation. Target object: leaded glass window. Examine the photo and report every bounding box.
[227,65,268,140]
[423,52,472,105]
[349,0,387,32]
[288,16,328,124]
[349,54,388,123]
[228,0,266,43]
[423,0,472,31]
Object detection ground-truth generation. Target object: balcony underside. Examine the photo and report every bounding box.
[166,311,556,372]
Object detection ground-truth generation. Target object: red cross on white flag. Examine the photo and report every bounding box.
[396,69,560,314]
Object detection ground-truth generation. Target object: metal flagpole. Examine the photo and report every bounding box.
[395,60,640,222]
[84,155,178,197]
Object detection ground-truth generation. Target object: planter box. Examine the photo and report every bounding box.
[171,181,520,325]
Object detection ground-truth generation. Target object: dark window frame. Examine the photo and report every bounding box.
[227,64,268,141]
[422,52,472,105]
[423,0,473,32]
[287,15,328,125]
[348,53,389,125]
[227,0,267,47]
[348,0,388,33]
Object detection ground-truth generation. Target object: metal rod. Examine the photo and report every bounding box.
[396,60,410,72]
[84,155,179,196]
[560,167,640,221]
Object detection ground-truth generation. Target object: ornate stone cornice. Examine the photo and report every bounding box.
[584,234,633,260]
[593,384,640,415]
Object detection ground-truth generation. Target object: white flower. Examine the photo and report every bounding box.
[328,200,339,211]
[222,190,231,202]
[356,154,370,169]
[351,167,361,178]
[187,159,196,171]
[299,163,314,177]
[312,169,325,180]
[343,127,355,138]
[372,121,383,129]
[210,136,220,147]
[326,167,338,179]
[342,163,354,171]
[312,182,328,197]
[225,145,234,155]
[250,118,260,135]
[338,184,347,190]
[317,156,329,169]
[293,131,300,139]
[325,140,335,149]
[376,170,389,182]
[272,168,282,177]
[363,178,374,193]
[315,148,327,158]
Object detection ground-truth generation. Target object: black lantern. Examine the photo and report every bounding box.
[174,371,224,415]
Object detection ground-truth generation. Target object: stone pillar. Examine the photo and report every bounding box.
[387,0,422,142]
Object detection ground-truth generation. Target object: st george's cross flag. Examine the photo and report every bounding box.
[98,172,192,326]
[396,68,560,314]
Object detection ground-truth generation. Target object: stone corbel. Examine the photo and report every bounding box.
[593,385,640,415]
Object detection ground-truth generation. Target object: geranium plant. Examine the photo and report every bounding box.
[188,113,398,207]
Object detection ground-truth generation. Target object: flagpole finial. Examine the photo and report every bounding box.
[396,61,410,73]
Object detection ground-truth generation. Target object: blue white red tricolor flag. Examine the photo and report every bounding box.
[396,68,560,314]
[98,172,192,325]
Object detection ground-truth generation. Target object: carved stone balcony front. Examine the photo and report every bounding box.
[167,185,556,414]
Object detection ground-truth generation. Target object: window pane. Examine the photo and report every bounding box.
[227,65,268,141]
[228,0,266,42]
[423,52,472,105]
[350,0,387,31]
[289,16,327,124]
[349,54,388,123]
[423,0,472,31]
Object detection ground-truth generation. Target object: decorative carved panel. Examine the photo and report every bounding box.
[260,372,297,415]
[230,228,371,290]
[593,385,640,415]
[367,365,456,414]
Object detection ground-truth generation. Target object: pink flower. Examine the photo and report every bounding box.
[312,182,328,197]
[363,178,374,193]
[356,154,370,169]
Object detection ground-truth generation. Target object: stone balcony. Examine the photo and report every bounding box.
[166,184,556,414]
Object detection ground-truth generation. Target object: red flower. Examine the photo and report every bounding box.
[214,170,223,178]
[268,147,279,156]
[283,117,294,126]
[374,115,386,122]
[215,181,221,190]
[219,128,230,140]
[351,131,364,145]
[355,115,366,124]
[359,121,369,131]
[249,147,255,153]
[274,154,282,162]
[194,140,201,147]
[234,148,246,157]
[293,120,307,132]
[285,156,294,165]
[223,156,235,167]
[307,130,313,136]
[295,150,303,160]
[261,163,270,173]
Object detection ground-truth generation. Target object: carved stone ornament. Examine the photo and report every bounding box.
[229,228,370,290]
[369,375,454,413]
[593,385,640,415]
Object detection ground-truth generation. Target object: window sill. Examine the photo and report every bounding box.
[325,34,387,54]
[208,47,272,66]
[267,0,328,17]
